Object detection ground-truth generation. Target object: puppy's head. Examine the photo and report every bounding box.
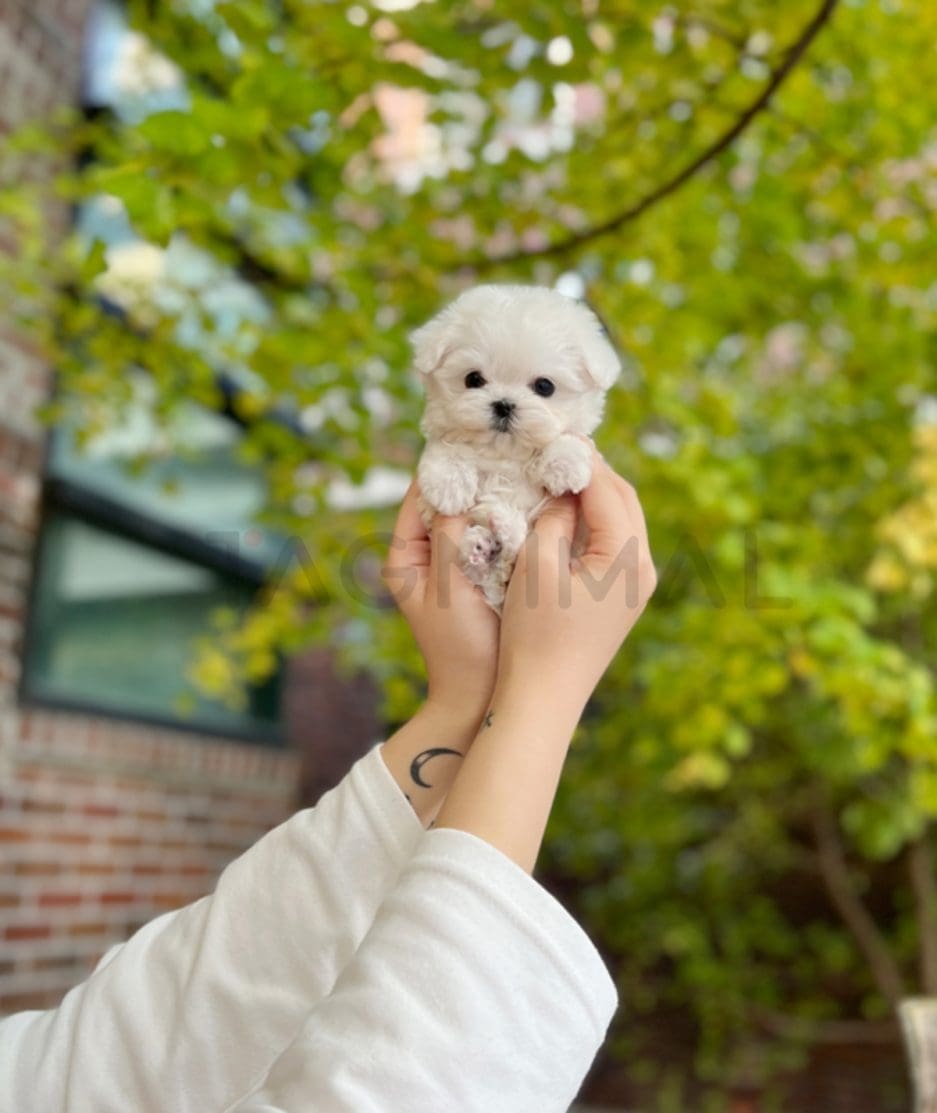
[410,284,619,450]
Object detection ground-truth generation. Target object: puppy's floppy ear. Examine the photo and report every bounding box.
[409,309,455,377]
[573,303,620,390]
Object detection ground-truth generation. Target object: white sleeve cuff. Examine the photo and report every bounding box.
[354,740,426,859]
[233,822,618,1113]
[415,825,618,1043]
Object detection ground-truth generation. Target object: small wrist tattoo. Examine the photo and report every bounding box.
[409,746,461,790]
[481,708,494,730]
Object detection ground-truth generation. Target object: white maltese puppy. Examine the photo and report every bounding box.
[411,284,620,610]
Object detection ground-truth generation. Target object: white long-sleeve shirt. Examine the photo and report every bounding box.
[0,742,618,1112]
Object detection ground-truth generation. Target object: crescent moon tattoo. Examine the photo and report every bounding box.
[410,747,462,789]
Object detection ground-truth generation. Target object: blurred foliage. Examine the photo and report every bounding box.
[2,0,936,1101]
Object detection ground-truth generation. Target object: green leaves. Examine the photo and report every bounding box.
[137,110,211,157]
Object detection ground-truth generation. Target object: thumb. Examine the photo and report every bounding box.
[534,494,578,544]
[427,513,472,603]
[429,513,468,566]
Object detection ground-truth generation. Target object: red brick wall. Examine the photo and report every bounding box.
[0,1,305,1015]
[0,708,299,1012]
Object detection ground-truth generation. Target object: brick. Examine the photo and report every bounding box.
[21,796,66,815]
[14,862,62,877]
[99,891,136,906]
[150,891,196,910]
[83,802,120,818]
[5,924,51,941]
[30,953,84,973]
[37,891,83,908]
[49,830,92,846]
[0,990,60,1013]
[0,589,25,619]
[135,807,169,823]
[74,863,117,877]
[179,864,212,877]
[130,863,165,877]
[66,921,111,938]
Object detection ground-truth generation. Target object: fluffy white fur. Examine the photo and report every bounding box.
[412,284,620,610]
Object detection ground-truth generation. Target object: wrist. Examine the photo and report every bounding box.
[492,657,589,733]
[379,697,488,829]
[432,671,583,875]
[423,688,493,740]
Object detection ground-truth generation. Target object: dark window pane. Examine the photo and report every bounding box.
[25,512,282,742]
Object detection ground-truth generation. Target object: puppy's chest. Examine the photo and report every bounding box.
[474,457,545,514]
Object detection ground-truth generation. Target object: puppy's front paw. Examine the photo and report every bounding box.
[536,436,593,496]
[418,458,478,516]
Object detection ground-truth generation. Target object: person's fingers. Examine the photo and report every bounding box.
[532,494,577,548]
[381,480,429,604]
[578,450,656,601]
[595,452,651,554]
[429,513,468,565]
[592,449,653,561]
[388,481,431,563]
[616,476,651,550]
[427,513,476,605]
[578,446,635,563]
[515,495,577,581]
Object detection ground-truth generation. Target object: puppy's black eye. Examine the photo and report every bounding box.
[464,370,486,389]
[531,377,555,398]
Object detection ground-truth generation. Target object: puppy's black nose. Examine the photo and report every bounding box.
[491,399,515,420]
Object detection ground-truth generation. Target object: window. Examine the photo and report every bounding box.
[20,0,286,744]
[25,512,280,736]
[23,392,285,742]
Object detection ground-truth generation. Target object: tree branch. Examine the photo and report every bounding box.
[811,787,906,1012]
[472,0,839,270]
[909,832,937,995]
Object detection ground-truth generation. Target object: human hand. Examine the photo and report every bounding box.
[497,444,656,718]
[381,480,500,723]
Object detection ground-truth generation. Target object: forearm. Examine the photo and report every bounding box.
[433,669,587,874]
[380,698,489,827]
